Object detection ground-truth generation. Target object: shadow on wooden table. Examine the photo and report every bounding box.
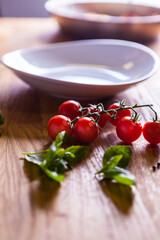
[24,160,42,181]
[144,144,160,167]
[24,161,60,210]
[31,177,60,210]
[99,180,134,214]
[45,27,156,46]
[45,28,87,44]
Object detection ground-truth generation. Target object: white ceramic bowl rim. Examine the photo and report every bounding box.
[1,39,159,87]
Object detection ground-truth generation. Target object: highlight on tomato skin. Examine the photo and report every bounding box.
[74,117,99,144]
[116,116,142,143]
[107,103,131,126]
[58,100,81,120]
[47,115,73,140]
[143,121,160,145]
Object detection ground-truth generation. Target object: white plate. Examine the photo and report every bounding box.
[1,39,159,99]
[45,0,160,41]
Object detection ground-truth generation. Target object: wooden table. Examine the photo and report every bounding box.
[0,18,160,240]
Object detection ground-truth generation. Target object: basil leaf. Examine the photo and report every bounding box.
[41,162,64,182]
[103,166,136,186]
[54,131,71,149]
[44,147,69,174]
[97,145,135,186]
[103,145,132,168]
[24,152,65,183]
[64,145,89,168]
[22,131,89,183]
[44,131,71,168]
[97,154,123,173]
[0,110,4,125]
[24,153,43,166]
[44,148,65,169]
[113,173,136,186]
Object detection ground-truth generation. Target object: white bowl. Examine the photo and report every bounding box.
[1,39,159,100]
[45,0,160,41]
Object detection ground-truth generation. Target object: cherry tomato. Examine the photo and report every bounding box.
[83,106,108,128]
[143,121,160,144]
[58,100,81,120]
[74,117,99,143]
[107,103,131,126]
[116,116,142,143]
[47,115,73,140]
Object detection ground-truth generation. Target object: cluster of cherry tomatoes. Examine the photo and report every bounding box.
[47,100,160,145]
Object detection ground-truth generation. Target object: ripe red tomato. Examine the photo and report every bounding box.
[47,115,73,140]
[107,103,131,126]
[58,100,81,120]
[116,116,142,143]
[83,106,108,128]
[74,117,99,143]
[143,121,160,144]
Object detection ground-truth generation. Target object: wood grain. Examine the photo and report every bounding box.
[0,18,160,240]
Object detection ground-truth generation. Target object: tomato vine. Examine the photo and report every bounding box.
[47,99,160,144]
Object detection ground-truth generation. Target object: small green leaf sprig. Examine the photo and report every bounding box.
[23,132,135,186]
[97,145,136,186]
[23,131,89,183]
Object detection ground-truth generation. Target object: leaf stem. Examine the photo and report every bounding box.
[23,150,47,155]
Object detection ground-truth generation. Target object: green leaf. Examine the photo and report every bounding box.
[43,148,68,173]
[49,143,57,153]
[41,162,65,183]
[24,153,65,183]
[113,173,136,186]
[54,131,71,149]
[22,131,88,182]
[103,166,136,186]
[24,153,43,166]
[97,154,123,173]
[43,131,71,168]
[0,110,4,125]
[97,145,136,186]
[103,145,132,168]
[64,145,89,168]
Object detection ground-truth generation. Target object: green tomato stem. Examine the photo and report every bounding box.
[70,101,158,126]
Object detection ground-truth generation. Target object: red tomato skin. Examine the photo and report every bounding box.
[143,121,160,144]
[74,117,99,143]
[47,115,73,140]
[107,103,131,126]
[58,100,81,120]
[83,107,108,128]
[116,116,142,143]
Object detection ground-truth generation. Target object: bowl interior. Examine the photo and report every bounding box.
[45,0,160,20]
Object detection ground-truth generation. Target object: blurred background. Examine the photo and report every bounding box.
[0,0,160,17]
[0,0,48,17]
